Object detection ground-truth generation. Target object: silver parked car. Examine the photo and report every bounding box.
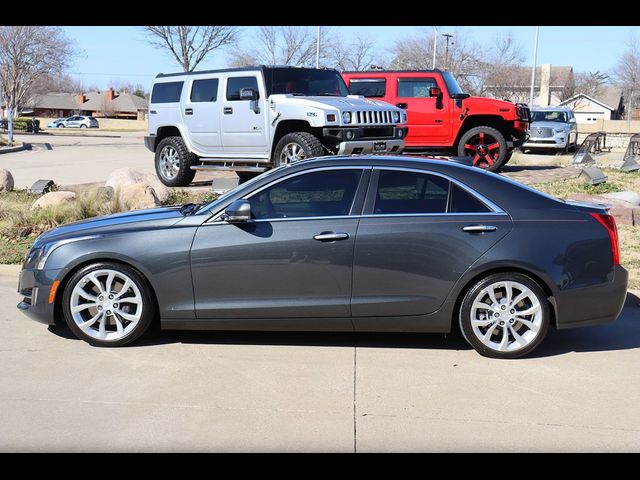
[521,107,578,153]
[47,115,99,129]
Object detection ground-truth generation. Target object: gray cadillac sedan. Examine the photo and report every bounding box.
[17,156,627,358]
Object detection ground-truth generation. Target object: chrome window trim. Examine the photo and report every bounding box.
[360,212,508,219]
[371,166,506,214]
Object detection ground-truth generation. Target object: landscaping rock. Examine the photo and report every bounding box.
[118,184,160,210]
[603,191,640,206]
[31,191,76,210]
[106,168,170,202]
[0,168,14,192]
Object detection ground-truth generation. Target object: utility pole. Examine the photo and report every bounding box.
[316,26,321,68]
[432,27,438,69]
[442,33,453,70]
[529,26,540,108]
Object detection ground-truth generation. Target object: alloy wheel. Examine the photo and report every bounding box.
[159,145,180,180]
[463,132,502,168]
[469,280,543,353]
[69,269,143,342]
[279,142,307,164]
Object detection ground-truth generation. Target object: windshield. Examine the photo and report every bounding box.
[264,67,350,97]
[441,71,465,95]
[531,111,568,123]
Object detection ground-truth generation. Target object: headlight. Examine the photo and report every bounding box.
[392,111,401,123]
[26,236,100,270]
[342,111,352,124]
[554,128,566,135]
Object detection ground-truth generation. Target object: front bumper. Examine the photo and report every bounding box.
[555,265,629,330]
[16,267,61,325]
[522,136,568,149]
[337,139,405,155]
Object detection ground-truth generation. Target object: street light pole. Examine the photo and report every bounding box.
[529,26,540,108]
[442,33,453,70]
[316,26,321,68]
[432,27,438,69]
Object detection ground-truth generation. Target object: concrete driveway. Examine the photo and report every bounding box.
[1,131,238,192]
[1,266,639,452]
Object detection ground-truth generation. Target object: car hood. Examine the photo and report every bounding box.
[272,94,398,111]
[465,97,516,111]
[34,206,185,246]
[530,121,570,130]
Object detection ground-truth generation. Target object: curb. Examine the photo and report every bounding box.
[0,143,26,154]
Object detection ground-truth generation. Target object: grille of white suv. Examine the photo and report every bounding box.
[354,110,396,125]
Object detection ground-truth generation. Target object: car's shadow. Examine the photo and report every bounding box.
[501,164,566,173]
[50,295,640,359]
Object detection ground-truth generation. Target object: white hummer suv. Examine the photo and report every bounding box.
[145,66,408,186]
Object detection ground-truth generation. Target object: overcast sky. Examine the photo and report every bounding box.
[63,25,640,90]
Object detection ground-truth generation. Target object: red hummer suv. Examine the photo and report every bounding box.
[342,69,531,171]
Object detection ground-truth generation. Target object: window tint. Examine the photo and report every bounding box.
[397,78,438,98]
[151,81,184,103]
[349,79,386,97]
[191,78,219,102]
[374,171,449,214]
[448,183,490,213]
[226,77,259,101]
[249,170,362,219]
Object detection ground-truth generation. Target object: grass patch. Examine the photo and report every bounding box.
[619,225,640,290]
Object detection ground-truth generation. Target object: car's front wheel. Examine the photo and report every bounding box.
[154,136,197,187]
[458,126,508,172]
[273,132,325,167]
[57,124,65,128]
[80,124,87,129]
[458,272,550,359]
[62,262,156,347]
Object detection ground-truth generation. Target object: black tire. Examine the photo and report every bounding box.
[503,151,513,164]
[62,262,156,347]
[458,272,550,359]
[58,124,65,128]
[236,171,259,184]
[273,132,325,167]
[457,126,508,172]
[80,124,87,129]
[154,136,197,187]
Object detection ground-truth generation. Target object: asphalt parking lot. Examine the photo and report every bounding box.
[1,266,639,452]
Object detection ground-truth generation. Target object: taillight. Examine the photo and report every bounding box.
[590,213,620,265]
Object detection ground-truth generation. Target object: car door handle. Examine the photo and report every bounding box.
[185,108,193,115]
[396,103,408,109]
[435,119,443,123]
[224,107,233,114]
[313,232,350,242]
[462,225,497,233]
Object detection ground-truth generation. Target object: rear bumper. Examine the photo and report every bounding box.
[555,265,628,330]
[16,267,61,326]
[144,135,156,152]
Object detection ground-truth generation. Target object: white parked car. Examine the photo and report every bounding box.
[521,107,578,153]
[47,116,99,129]
[145,65,408,186]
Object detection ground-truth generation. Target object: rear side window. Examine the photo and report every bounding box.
[226,77,259,101]
[349,79,386,97]
[374,171,449,214]
[448,183,491,213]
[151,81,184,103]
[249,169,362,219]
[397,78,437,98]
[191,78,219,102]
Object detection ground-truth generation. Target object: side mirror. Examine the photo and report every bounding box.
[222,199,251,222]
[240,88,258,101]
[429,87,442,97]
[569,117,577,123]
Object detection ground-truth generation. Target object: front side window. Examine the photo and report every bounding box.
[226,77,259,101]
[349,79,387,97]
[191,78,219,102]
[248,169,362,219]
[397,78,438,98]
[151,81,184,103]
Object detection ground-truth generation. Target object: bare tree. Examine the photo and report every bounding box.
[31,73,94,95]
[478,32,528,101]
[110,80,148,98]
[228,26,327,68]
[143,26,239,72]
[388,28,482,94]
[324,36,380,71]
[0,26,75,143]
[612,38,640,117]
[558,70,610,108]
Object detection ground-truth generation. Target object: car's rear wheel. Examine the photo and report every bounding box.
[62,262,156,347]
[458,126,508,172]
[155,136,197,187]
[458,272,550,359]
[273,132,325,167]
[57,124,65,128]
